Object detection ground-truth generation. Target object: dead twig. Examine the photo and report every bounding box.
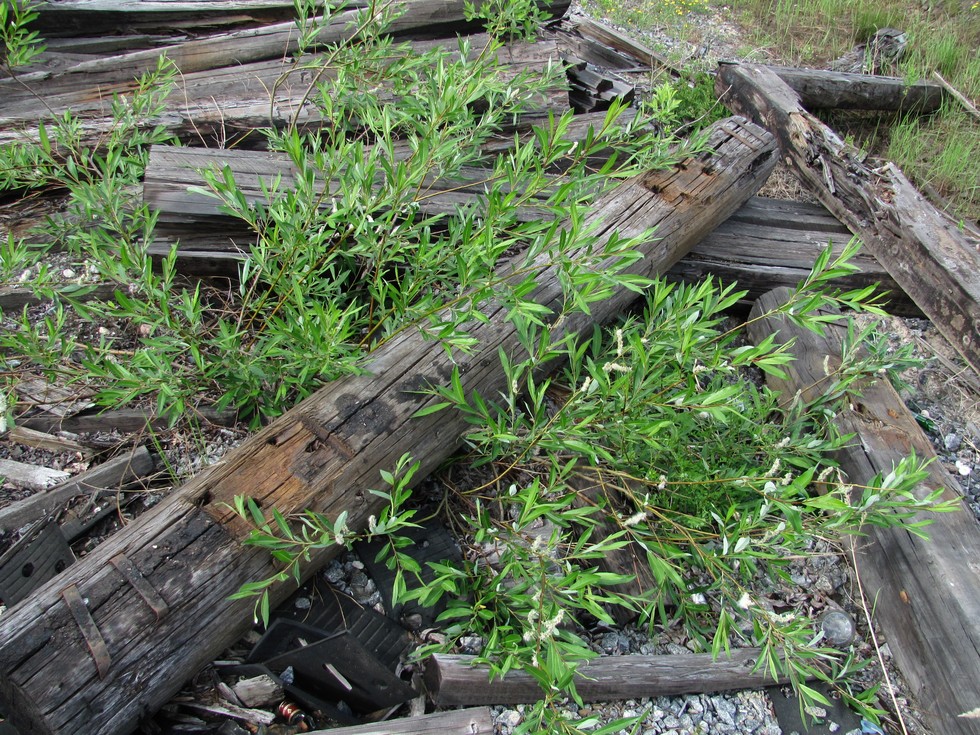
[932,72,980,123]
[849,542,911,735]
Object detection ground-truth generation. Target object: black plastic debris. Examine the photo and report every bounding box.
[767,683,863,735]
[0,519,74,606]
[242,601,416,719]
[354,521,463,630]
[253,620,416,712]
[274,581,411,671]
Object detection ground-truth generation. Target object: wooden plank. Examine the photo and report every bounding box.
[144,110,636,269]
[144,145,554,231]
[148,195,920,317]
[717,62,980,375]
[569,473,656,626]
[307,707,494,735]
[746,287,980,735]
[15,377,94,418]
[0,447,154,532]
[555,14,681,76]
[2,0,571,113]
[763,66,948,112]
[667,196,921,317]
[0,284,121,313]
[147,176,918,318]
[17,406,238,434]
[4,427,90,456]
[0,116,777,735]
[0,35,568,149]
[30,0,340,35]
[424,650,789,706]
[0,460,70,493]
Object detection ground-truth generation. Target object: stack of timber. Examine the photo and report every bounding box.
[0,0,574,149]
[565,58,635,112]
[0,116,779,735]
[2,2,978,732]
[551,12,682,76]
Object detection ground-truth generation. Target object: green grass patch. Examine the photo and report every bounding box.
[583,0,709,35]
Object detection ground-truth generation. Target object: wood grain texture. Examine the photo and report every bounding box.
[747,287,980,735]
[0,17,570,147]
[717,62,980,375]
[0,117,776,735]
[11,0,570,96]
[424,650,789,705]
[144,145,553,227]
[762,66,947,112]
[667,196,919,316]
[144,110,640,266]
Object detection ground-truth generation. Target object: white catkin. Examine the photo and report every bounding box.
[624,511,647,527]
[603,362,631,374]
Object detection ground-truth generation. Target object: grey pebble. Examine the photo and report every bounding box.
[323,562,345,584]
[498,709,522,729]
[599,631,632,655]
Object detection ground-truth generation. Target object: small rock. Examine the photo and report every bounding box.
[598,631,631,655]
[323,562,344,584]
[498,709,522,729]
[293,597,311,610]
[714,698,737,723]
[790,572,811,586]
[944,433,962,451]
[458,635,484,654]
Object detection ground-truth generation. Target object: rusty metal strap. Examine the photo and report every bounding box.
[61,584,111,680]
[110,553,169,621]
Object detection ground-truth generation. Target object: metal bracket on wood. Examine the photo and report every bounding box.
[61,584,111,680]
[110,553,169,622]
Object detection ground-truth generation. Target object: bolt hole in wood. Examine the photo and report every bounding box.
[21,563,33,578]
